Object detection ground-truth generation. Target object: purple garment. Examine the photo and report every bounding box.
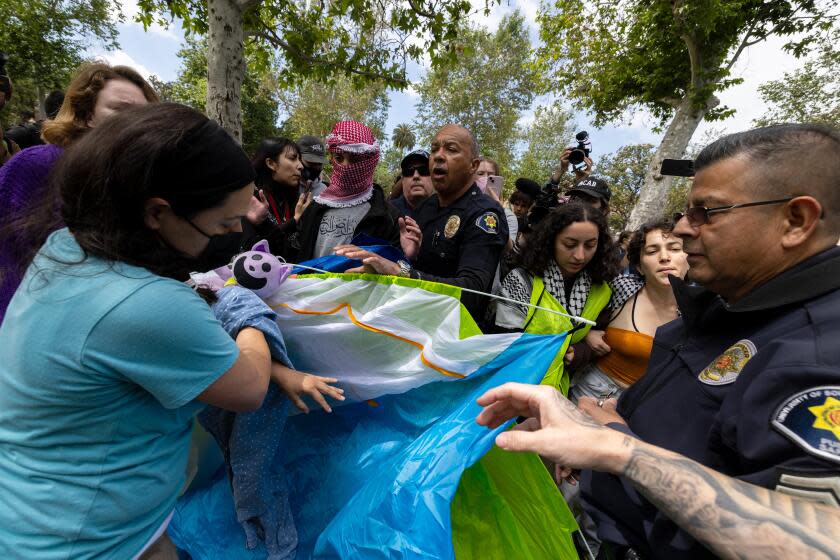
[0,144,64,323]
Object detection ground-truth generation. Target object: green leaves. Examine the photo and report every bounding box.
[150,37,282,154]
[515,102,576,187]
[0,0,121,120]
[593,143,655,231]
[414,11,542,178]
[754,29,840,128]
[278,74,390,142]
[536,0,837,126]
[136,0,481,90]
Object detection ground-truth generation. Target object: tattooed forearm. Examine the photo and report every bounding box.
[621,442,840,560]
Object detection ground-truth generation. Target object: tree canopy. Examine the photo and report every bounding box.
[537,0,838,228]
[278,74,390,141]
[414,11,541,177]
[514,102,576,187]
[754,30,840,128]
[0,0,120,121]
[149,37,282,154]
[135,0,489,141]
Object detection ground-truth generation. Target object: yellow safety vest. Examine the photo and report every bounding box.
[523,275,611,395]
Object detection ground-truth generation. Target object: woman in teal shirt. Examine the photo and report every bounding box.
[0,104,328,559]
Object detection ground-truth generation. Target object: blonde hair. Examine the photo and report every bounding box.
[41,62,159,147]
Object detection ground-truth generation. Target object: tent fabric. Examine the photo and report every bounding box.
[169,274,579,559]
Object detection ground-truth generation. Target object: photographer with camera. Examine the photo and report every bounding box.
[539,131,594,209]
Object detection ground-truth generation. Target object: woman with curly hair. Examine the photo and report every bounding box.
[494,202,618,395]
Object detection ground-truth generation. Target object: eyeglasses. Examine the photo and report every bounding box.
[402,165,430,178]
[673,197,793,227]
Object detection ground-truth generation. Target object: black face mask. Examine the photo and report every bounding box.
[185,217,243,270]
[301,166,321,182]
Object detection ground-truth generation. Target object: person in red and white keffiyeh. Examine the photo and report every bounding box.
[316,121,380,208]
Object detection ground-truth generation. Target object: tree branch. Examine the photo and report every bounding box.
[254,17,408,86]
[724,19,757,73]
[407,0,435,18]
[659,96,682,109]
[238,0,263,11]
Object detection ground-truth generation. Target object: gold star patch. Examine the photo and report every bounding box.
[810,396,840,440]
[475,212,499,234]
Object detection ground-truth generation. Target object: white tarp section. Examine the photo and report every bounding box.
[262,276,521,402]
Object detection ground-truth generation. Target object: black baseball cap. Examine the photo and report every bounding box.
[567,176,611,202]
[400,149,430,171]
[297,135,327,165]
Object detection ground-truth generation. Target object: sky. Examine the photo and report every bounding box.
[91,0,807,158]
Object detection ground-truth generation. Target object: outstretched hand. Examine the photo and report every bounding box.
[399,216,422,260]
[334,245,401,276]
[294,192,314,222]
[271,363,345,413]
[574,156,593,180]
[246,189,270,225]
[476,382,627,473]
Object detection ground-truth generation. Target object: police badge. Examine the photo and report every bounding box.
[444,215,460,238]
[697,339,757,386]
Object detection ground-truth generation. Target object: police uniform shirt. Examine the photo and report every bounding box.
[581,246,840,559]
[411,184,508,318]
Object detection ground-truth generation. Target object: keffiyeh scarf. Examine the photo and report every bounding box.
[315,121,380,208]
[607,274,645,318]
[498,262,593,328]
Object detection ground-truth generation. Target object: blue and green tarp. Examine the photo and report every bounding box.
[170,274,579,559]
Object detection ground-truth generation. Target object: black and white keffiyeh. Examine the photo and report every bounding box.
[608,274,645,317]
[543,261,591,318]
[494,263,593,330]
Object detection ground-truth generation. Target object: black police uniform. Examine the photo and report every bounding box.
[410,184,508,320]
[581,246,840,559]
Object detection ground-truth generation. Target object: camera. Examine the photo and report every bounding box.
[568,131,591,170]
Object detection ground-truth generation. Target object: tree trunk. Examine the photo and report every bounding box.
[625,95,717,230]
[206,0,246,143]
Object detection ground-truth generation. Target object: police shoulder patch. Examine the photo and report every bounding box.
[475,212,499,234]
[697,339,756,386]
[772,386,840,465]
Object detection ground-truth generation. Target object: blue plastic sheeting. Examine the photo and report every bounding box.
[168,332,566,559]
[291,234,404,274]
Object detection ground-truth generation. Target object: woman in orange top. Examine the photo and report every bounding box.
[570,219,689,402]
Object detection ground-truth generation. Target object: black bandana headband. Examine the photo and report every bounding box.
[153,118,256,202]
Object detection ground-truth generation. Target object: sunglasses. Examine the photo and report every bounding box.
[673,197,793,227]
[402,165,430,178]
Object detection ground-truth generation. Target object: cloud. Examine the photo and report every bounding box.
[93,50,155,80]
[518,111,536,128]
[117,0,180,40]
[516,0,541,28]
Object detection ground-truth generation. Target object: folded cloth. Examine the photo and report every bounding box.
[199,286,298,560]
